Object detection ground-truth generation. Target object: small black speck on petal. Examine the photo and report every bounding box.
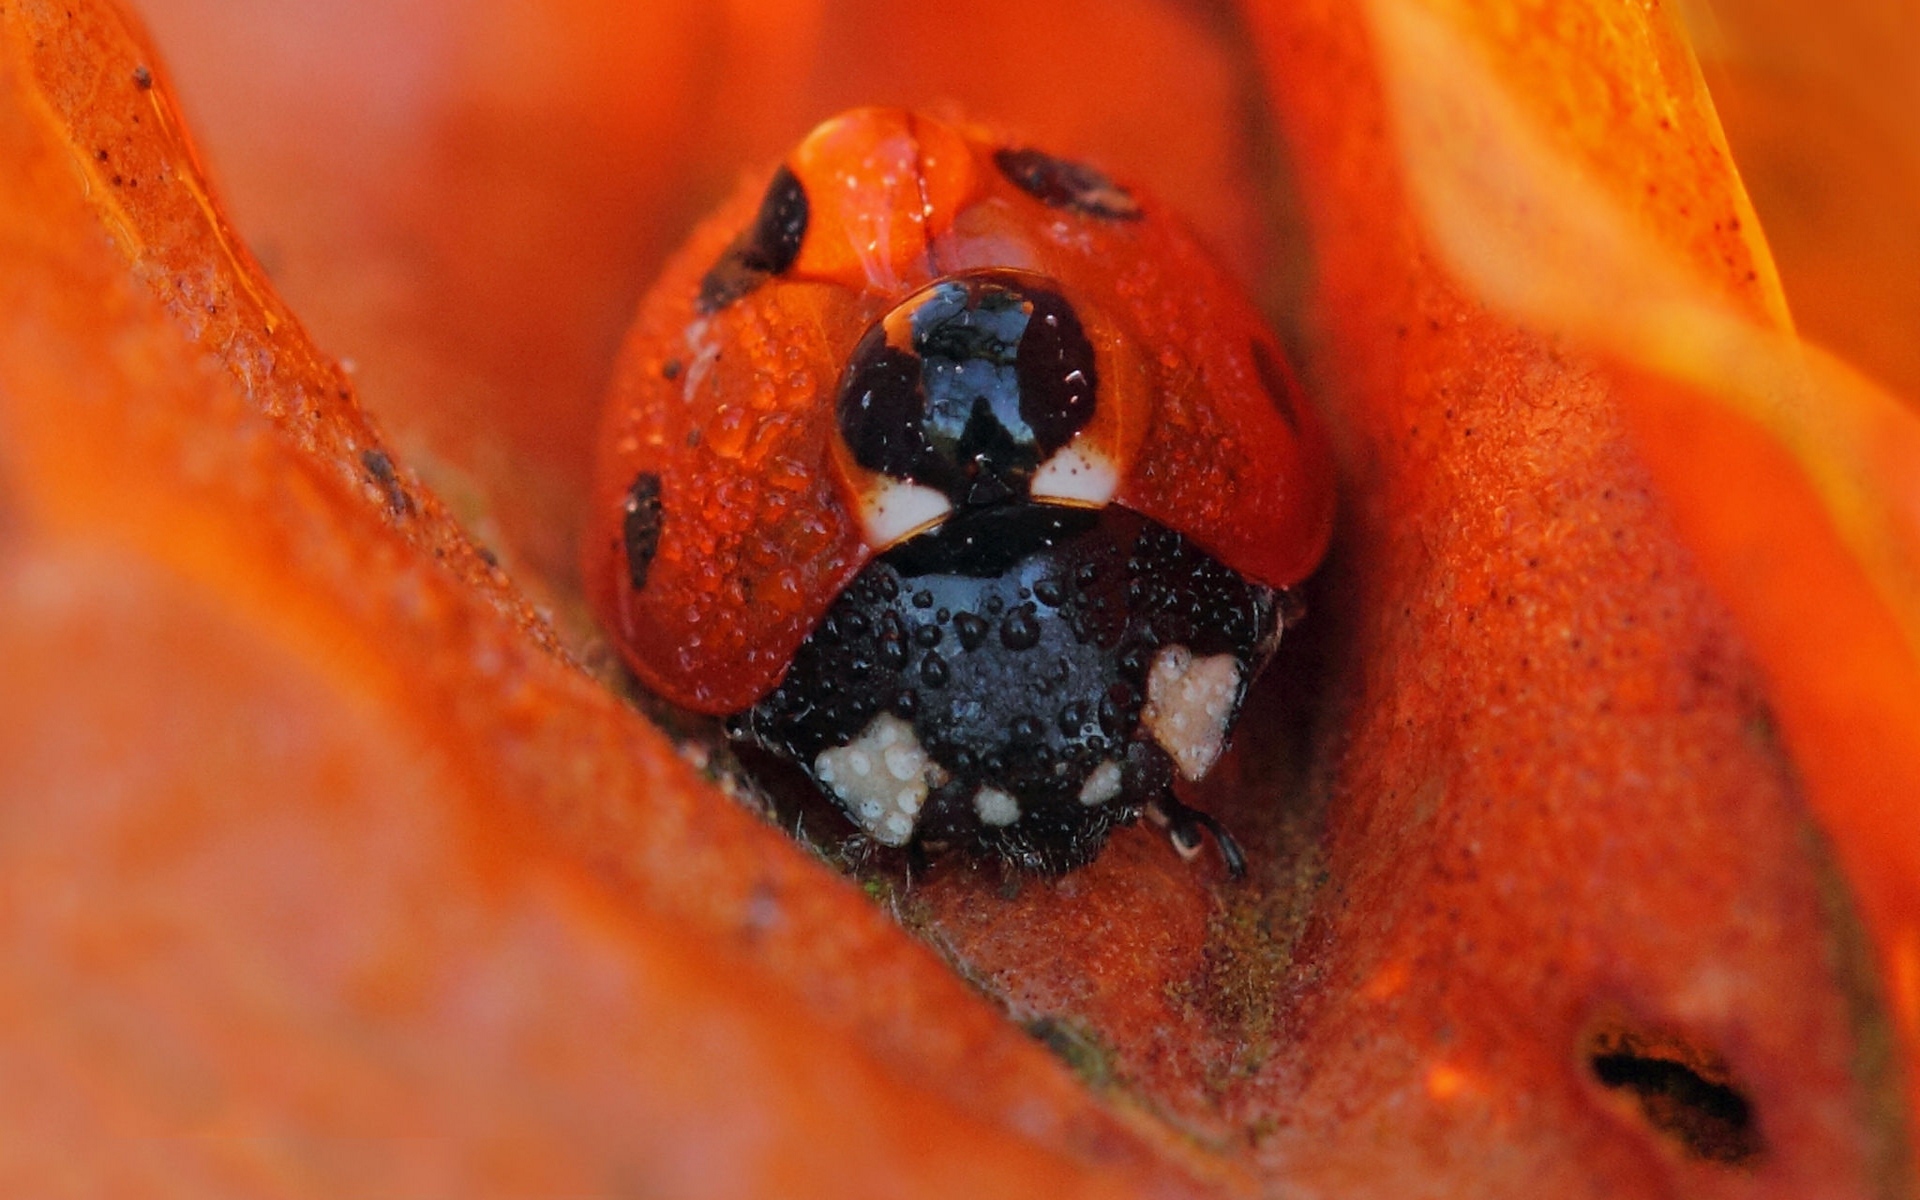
[360,448,414,517]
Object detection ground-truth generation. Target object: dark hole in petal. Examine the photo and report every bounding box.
[1586,1024,1764,1166]
[698,164,810,314]
[623,472,666,592]
[994,147,1141,220]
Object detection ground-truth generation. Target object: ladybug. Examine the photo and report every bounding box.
[586,109,1334,875]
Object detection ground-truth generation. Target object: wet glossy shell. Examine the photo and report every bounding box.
[585,109,1335,713]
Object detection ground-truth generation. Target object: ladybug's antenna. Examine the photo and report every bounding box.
[1146,791,1247,880]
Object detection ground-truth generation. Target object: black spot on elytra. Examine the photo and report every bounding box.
[697,165,809,314]
[1251,340,1301,432]
[622,472,666,592]
[994,147,1141,220]
[133,65,153,90]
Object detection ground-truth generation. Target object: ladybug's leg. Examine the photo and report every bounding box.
[1145,791,1246,880]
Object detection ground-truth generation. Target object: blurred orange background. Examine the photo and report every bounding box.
[2,0,1917,1195]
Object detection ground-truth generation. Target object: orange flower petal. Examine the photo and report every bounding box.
[1365,0,1920,1151]
[5,0,1912,1192]
[0,3,1226,1193]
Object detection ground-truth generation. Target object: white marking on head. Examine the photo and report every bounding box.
[859,479,952,547]
[1029,443,1118,507]
[972,786,1021,827]
[1077,759,1124,806]
[813,714,943,846]
[1141,646,1245,782]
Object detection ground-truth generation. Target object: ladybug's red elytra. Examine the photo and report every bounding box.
[585,108,1335,875]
